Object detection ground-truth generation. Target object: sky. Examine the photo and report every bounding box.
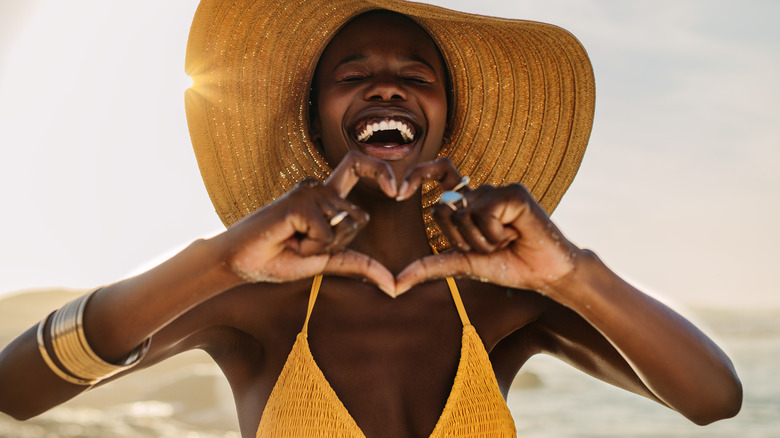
[0,0,778,309]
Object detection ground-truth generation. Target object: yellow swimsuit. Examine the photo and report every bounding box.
[256,275,516,437]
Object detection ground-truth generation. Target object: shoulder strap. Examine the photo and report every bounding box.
[305,273,470,330]
[430,246,472,327]
[302,274,323,334]
[444,276,471,327]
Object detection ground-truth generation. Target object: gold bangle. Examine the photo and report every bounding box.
[51,296,104,378]
[49,289,151,383]
[36,311,96,386]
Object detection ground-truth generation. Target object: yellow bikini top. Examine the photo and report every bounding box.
[256,275,516,437]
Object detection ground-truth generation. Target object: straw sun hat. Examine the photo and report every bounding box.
[184,0,595,250]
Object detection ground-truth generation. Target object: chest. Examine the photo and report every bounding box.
[217,278,543,436]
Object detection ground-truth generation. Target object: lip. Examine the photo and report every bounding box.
[346,108,423,161]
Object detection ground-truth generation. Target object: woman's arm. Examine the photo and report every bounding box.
[0,237,240,420]
[396,161,742,424]
[530,250,742,425]
[0,152,397,420]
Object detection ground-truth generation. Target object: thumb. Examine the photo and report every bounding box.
[323,250,396,297]
[395,253,476,296]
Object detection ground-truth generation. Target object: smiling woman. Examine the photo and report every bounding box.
[0,1,743,437]
[310,11,448,174]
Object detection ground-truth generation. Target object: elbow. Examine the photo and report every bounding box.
[0,390,53,421]
[686,377,743,426]
[0,402,43,422]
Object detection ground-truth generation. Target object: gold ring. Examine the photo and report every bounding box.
[329,211,349,227]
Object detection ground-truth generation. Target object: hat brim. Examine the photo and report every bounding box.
[185,0,595,250]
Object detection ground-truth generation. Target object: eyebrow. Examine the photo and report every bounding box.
[334,53,439,73]
[334,54,367,68]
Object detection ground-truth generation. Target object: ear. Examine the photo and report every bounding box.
[310,114,322,144]
[308,96,322,145]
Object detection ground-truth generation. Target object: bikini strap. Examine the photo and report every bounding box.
[304,272,469,331]
[302,274,323,334]
[429,246,472,327]
[445,276,471,327]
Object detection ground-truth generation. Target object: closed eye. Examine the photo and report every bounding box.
[402,75,432,84]
[340,74,368,82]
[404,77,431,84]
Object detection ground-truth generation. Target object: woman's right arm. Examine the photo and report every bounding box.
[0,151,397,420]
[0,236,242,420]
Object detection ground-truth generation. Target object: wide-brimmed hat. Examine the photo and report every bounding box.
[185,0,595,250]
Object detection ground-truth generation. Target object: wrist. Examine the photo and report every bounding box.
[194,235,249,289]
[540,248,605,308]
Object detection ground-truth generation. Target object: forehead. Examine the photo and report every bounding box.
[317,11,444,71]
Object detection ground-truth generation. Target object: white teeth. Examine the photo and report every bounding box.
[356,118,415,143]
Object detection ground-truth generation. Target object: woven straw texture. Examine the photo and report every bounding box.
[185,0,595,250]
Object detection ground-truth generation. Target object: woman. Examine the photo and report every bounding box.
[0,1,741,437]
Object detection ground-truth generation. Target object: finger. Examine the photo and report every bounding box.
[397,158,464,200]
[324,214,361,253]
[324,250,397,297]
[325,151,397,199]
[450,208,499,254]
[472,197,521,248]
[432,203,471,252]
[433,186,499,253]
[395,252,483,296]
[328,197,371,229]
[493,184,556,243]
[313,196,368,253]
[456,191,518,251]
[284,204,336,256]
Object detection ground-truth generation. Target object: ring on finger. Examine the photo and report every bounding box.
[452,175,470,192]
[329,211,349,227]
[439,190,467,211]
[438,175,470,211]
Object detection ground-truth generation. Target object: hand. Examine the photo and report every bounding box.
[395,159,583,296]
[213,151,398,295]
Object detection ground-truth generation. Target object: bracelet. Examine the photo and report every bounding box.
[36,311,95,386]
[38,289,151,385]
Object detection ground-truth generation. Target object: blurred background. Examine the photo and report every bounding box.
[1,1,778,437]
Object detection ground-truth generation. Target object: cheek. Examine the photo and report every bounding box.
[317,91,351,134]
[316,95,350,167]
[425,90,449,137]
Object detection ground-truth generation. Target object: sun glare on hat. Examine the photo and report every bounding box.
[183,74,194,90]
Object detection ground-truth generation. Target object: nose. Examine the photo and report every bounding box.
[363,78,407,102]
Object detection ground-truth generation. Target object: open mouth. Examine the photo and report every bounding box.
[353,117,416,147]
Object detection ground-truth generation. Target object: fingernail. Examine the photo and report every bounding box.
[385,179,398,198]
[379,285,396,298]
[396,181,410,200]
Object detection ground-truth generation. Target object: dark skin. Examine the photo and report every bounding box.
[0,11,741,438]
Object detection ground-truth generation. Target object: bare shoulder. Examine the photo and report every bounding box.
[145,279,312,372]
[458,280,602,393]
[457,280,549,348]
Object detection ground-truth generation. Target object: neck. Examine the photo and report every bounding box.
[347,187,432,275]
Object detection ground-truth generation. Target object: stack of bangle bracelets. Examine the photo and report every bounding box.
[36,289,151,386]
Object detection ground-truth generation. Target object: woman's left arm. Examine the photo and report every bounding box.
[531,247,742,425]
[396,164,742,425]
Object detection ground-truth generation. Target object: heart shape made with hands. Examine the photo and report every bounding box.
[310,153,467,297]
[305,152,577,299]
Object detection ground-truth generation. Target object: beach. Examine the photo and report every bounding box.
[1,289,777,437]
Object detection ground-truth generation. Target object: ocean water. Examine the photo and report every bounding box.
[510,308,780,437]
[1,308,777,437]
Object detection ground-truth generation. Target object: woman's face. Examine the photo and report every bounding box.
[311,11,448,179]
